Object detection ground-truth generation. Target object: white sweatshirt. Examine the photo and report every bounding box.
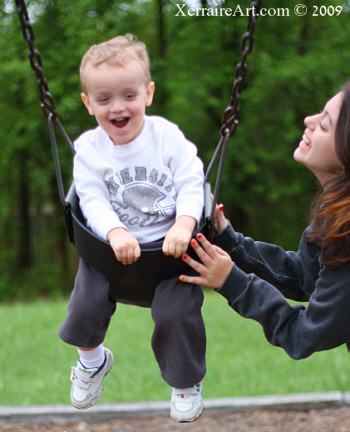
[73,115,204,243]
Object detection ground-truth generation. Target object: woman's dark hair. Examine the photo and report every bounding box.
[307,82,350,269]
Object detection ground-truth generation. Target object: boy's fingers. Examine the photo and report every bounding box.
[162,241,170,256]
[174,243,186,258]
[135,247,141,260]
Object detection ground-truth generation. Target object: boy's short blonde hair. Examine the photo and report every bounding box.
[80,34,151,92]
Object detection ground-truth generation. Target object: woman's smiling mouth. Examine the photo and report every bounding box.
[300,133,311,150]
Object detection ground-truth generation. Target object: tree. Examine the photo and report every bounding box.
[1,0,350,299]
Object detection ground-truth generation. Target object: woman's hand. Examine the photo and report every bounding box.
[179,233,233,289]
[214,204,228,234]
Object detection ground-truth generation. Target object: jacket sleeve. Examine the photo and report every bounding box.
[213,223,320,301]
[217,262,350,359]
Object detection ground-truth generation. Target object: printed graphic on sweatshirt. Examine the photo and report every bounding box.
[106,166,176,228]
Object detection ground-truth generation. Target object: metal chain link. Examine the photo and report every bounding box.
[204,0,262,234]
[220,0,262,138]
[15,0,57,121]
[15,0,76,208]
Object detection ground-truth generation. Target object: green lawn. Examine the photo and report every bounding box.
[1,290,349,406]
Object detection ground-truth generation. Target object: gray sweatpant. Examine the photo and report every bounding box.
[59,258,206,388]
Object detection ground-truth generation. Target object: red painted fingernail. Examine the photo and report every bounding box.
[219,204,224,211]
[183,254,188,260]
[191,239,196,246]
[197,233,202,239]
[180,276,184,281]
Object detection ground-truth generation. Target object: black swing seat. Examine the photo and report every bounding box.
[65,184,210,308]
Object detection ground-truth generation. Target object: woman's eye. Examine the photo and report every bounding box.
[319,120,329,131]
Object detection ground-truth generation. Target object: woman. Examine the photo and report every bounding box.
[180,83,350,359]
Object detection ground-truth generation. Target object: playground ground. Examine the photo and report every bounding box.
[1,393,350,431]
[1,406,350,431]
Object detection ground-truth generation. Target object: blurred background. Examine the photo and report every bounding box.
[1,0,349,300]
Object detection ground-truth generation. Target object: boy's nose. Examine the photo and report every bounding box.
[111,99,124,113]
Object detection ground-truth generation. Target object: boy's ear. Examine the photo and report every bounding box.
[146,81,155,107]
[81,93,94,115]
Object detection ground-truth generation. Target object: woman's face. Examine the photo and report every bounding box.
[294,92,344,186]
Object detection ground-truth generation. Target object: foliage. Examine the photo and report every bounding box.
[0,0,350,297]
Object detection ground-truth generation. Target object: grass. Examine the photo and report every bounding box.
[0,290,349,406]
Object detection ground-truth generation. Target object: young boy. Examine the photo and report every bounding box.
[59,34,206,422]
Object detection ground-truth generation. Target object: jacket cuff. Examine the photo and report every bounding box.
[215,264,247,301]
[213,221,242,252]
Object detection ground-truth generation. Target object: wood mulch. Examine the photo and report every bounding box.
[1,406,350,432]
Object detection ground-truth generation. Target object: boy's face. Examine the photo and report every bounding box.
[81,60,154,145]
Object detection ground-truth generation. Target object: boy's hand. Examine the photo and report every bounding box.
[107,228,141,265]
[163,216,196,258]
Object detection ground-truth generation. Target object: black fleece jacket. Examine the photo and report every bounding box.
[214,223,350,359]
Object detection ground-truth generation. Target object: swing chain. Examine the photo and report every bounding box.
[220,0,262,138]
[15,0,58,121]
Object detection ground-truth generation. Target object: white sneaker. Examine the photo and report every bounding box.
[170,381,203,422]
[70,347,114,409]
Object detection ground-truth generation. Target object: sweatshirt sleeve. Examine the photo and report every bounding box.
[73,136,126,240]
[165,127,204,223]
[214,223,318,301]
[217,261,350,359]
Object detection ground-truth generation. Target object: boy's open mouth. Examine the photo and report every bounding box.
[112,117,129,128]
